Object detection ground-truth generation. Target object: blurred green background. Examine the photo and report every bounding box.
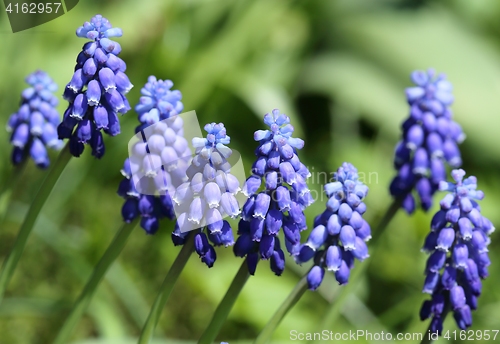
[1,0,500,343]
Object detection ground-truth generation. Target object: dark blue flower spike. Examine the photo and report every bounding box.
[58,14,133,158]
[118,77,189,235]
[390,69,465,213]
[171,123,242,267]
[296,163,370,289]
[420,169,494,333]
[7,70,63,168]
[233,109,313,276]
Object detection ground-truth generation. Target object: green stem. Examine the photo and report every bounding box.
[419,302,450,344]
[197,259,250,344]
[138,234,195,344]
[254,275,308,344]
[0,145,72,302]
[52,218,139,344]
[317,198,403,331]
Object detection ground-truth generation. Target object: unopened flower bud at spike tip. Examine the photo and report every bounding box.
[420,169,493,332]
[7,70,63,168]
[134,76,183,131]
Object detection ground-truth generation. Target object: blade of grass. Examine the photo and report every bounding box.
[52,218,139,344]
[0,145,72,302]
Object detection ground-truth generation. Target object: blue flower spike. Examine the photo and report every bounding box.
[297,163,370,289]
[390,69,465,213]
[234,109,313,276]
[118,77,190,235]
[171,122,242,268]
[58,15,133,158]
[7,70,62,168]
[420,169,494,333]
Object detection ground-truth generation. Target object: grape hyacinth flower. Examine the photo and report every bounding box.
[135,76,184,132]
[420,169,494,333]
[233,109,313,276]
[296,163,370,290]
[390,69,465,214]
[171,123,242,267]
[58,14,133,158]
[118,77,190,234]
[7,70,62,168]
